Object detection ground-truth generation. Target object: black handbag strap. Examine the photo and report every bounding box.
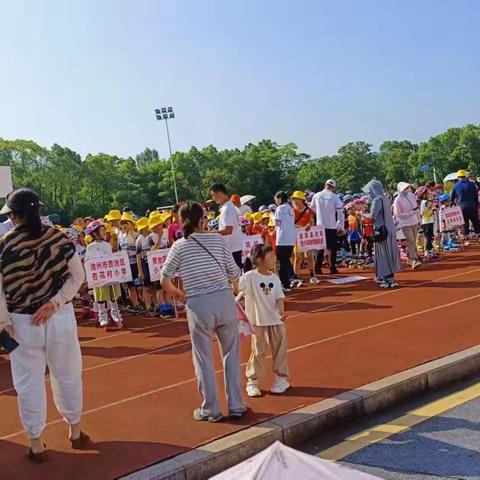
[295,206,309,226]
[189,235,224,272]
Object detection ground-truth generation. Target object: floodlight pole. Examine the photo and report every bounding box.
[155,107,179,204]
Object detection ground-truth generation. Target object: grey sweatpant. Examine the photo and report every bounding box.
[186,290,245,416]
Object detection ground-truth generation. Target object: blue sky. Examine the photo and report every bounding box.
[1,0,479,160]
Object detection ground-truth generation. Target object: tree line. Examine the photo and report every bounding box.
[1,124,479,223]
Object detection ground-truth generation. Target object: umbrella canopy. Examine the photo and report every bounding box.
[240,194,256,205]
[443,172,458,182]
[211,441,381,480]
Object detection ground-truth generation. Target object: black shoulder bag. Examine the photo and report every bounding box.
[372,199,389,243]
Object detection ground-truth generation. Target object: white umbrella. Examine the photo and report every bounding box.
[443,172,458,182]
[211,441,381,480]
[240,195,256,205]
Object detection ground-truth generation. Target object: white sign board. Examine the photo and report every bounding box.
[84,251,132,287]
[296,226,326,252]
[443,206,465,230]
[0,167,13,198]
[242,234,263,262]
[147,249,170,282]
[328,275,368,285]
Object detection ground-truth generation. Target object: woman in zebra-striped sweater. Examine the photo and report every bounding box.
[0,189,90,462]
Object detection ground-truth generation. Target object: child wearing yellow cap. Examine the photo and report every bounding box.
[118,213,141,314]
[136,218,156,316]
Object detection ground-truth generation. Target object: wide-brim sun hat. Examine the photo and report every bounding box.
[253,212,263,224]
[161,212,172,223]
[106,210,122,222]
[397,182,411,193]
[261,212,270,220]
[149,216,164,230]
[457,169,468,178]
[291,190,306,201]
[121,212,135,224]
[415,185,428,198]
[136,217,149,232]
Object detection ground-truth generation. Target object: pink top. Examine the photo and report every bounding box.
[168,221,181,246]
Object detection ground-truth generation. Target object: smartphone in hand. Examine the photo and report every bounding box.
[0,330,19,353]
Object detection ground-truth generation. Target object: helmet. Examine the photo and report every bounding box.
[268,204,277,212]
[344,202,354,210]
[208,219,219,230]
[415,186,428,198]
[291,190,306,201]
[258,205,268,213]
[457,169,468,178]
[343,194,353,203]
[439,193,450,203]
[85,220,104,236]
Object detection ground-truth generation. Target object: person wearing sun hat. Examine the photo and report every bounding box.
[118,212,141,314]
[135,217,156,316]
[167,204,182,245]
[451,169,480,238]
[291,190,318,285]
[393,182,421,269]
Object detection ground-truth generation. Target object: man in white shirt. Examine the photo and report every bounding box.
[311,179,345,275]
[210,183,245,268]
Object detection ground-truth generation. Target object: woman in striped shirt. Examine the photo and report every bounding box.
[161,201,247,422]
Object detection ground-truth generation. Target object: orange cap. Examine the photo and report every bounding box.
[230,194,241,204]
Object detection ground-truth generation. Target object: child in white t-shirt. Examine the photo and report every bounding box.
[239,244,290,397]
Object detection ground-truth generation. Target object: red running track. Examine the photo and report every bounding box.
[1,247,480,479]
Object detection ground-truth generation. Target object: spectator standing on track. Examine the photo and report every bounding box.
[451,170,480,239]
[161,201,246,423]
[273,191,296,291]
[393,182,421,269]
[210,183,245,270]
[0,189,89,463]
[311,179,345,275]
[363,180,401,288]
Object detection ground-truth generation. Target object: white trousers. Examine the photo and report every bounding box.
[10,303,83,439]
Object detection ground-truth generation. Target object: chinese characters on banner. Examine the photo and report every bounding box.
[84,251,132,288]
[443,206,465,230]
[242,235,263,262]
[146,249,170,282]
[296,226,326,253]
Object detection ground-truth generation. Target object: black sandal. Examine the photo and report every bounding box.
[69,431,92,450]
[26,445,48,463]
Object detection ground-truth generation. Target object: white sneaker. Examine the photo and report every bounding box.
[246,383,262,397]
[411,260,422,269]
[270,377,291,394]
[309,276,320,285]
[99,315,109,327]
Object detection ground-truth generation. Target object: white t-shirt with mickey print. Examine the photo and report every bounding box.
[239,270,285,326]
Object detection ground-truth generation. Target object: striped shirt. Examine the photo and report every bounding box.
[161,232,240,298]
[118,232,138,264]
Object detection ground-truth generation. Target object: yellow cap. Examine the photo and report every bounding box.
[268,218,276,228]
[104,223,113,234]
[262,212,270,220]
[457,169,468,178]
[291,190,306,201]
[253,212,263,224]
[149,210,161,219]
[106,210,122,222]
[161,212,172,223]
[149,215,164,230]
[121,213,135,224]
[84,235,93,245]
[244,212,253,220]
[136,217,149,232]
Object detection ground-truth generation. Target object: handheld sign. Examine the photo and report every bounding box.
[296,226,326,253]
[242,234,263,263]
[84,251,132,287]
[443,206,464,230]
[147,249,170,282]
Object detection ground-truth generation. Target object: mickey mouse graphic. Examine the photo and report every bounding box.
[260,282,274,294]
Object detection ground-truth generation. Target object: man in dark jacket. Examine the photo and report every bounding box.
[451,170,480,236]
